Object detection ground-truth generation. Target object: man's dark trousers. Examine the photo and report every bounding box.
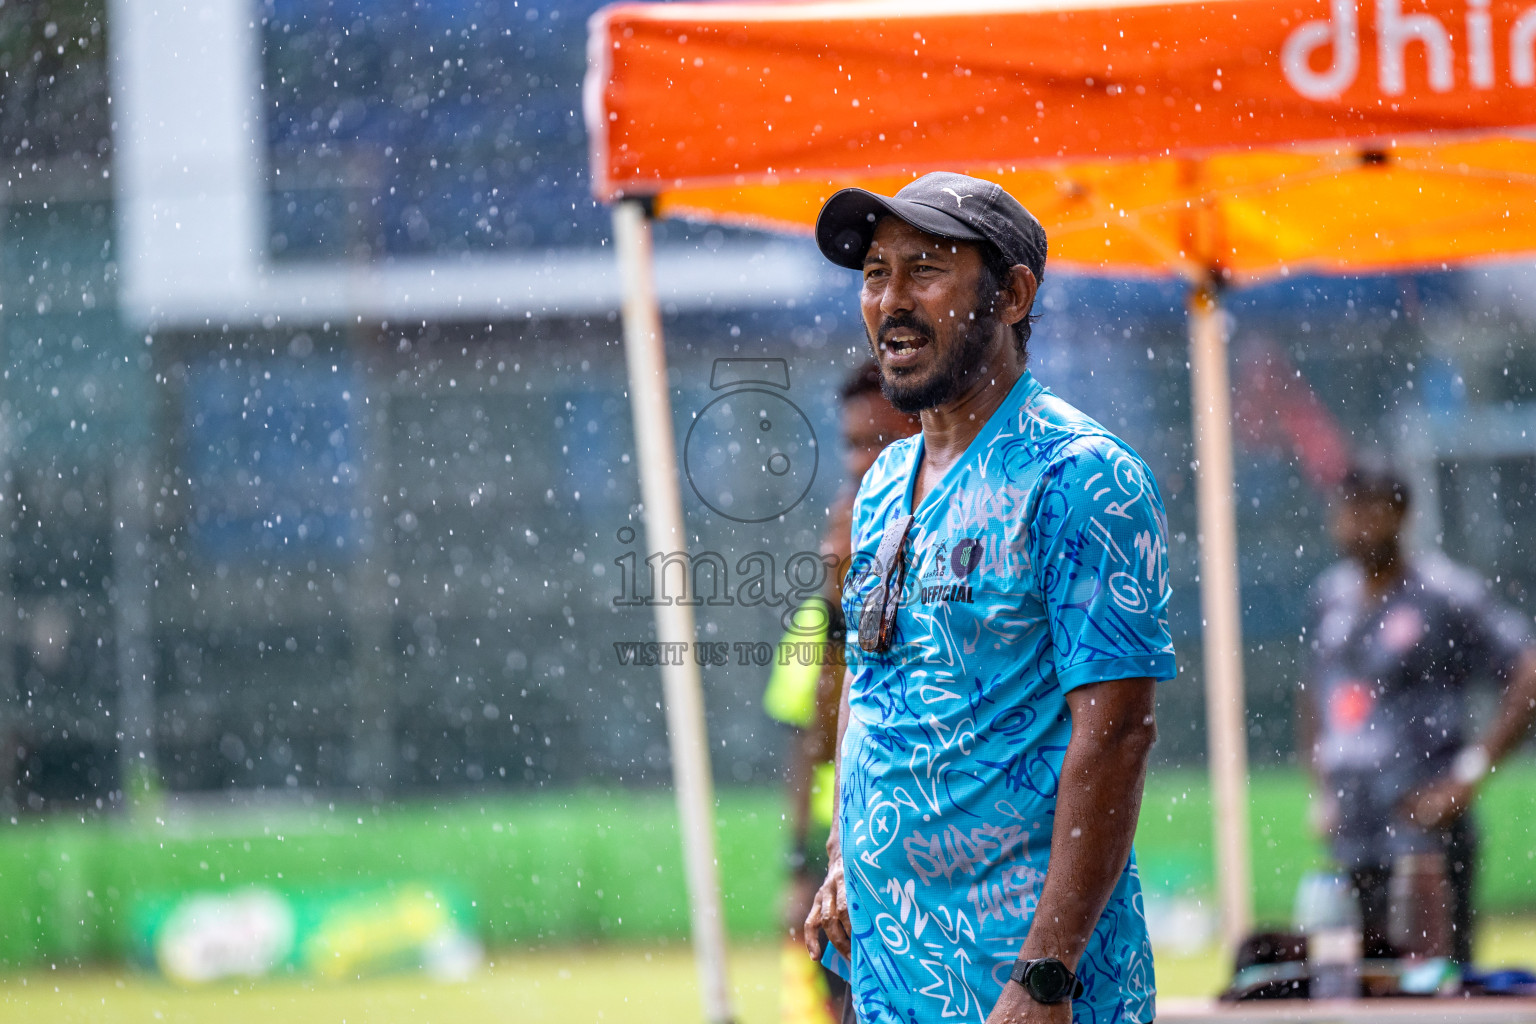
[1349,814,1476,966]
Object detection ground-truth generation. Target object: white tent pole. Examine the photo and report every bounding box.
[1186,279,1255,953]
[613,198,736,1024]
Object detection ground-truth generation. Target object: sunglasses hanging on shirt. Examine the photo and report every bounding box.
[859,514,915,653]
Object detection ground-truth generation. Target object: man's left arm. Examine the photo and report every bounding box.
[1408,647,1536,828]
[986,676,1157,1024]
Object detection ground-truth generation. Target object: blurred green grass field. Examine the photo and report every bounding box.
[5,762,1536,1020]
[6,917,1536,1024]
[8,762,1536,967]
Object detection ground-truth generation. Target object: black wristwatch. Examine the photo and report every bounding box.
[1010,958,1084,1004]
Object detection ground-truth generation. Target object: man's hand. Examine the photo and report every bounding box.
[784,871,818,941]
[986,980,1072,1024]
[1402,776,1475,830]
[804,857,850,959]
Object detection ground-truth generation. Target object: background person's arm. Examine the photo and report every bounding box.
[1408,647,1536,828]
[987,676,1157,1024]
[1294,658,1336,835]
[1476,648,1536,763]
[805,668,854,959]
[1296,693,1338,835]
[782,717,817,939]
[785,638,845,939]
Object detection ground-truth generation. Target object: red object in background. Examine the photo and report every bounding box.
[1329,680,1375,733]
[1234,340,1351,493]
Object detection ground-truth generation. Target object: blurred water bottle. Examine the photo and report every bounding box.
[1294,871,1361,1000]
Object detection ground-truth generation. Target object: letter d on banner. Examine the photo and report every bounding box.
[1282,0,1360,99]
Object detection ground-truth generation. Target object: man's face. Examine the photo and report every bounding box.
[842,393,919,482]
[1330,494,1404,565]
[859,217,1005,414]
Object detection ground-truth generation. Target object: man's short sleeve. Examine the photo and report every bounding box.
[1459,585,1531,682]
[1029,436,1177,691]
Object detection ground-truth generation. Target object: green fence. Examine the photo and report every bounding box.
[4,763,1536,968]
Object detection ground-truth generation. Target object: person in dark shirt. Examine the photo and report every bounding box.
[1300,465,1536,964]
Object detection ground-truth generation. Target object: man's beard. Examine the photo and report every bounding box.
[869,306,998,414]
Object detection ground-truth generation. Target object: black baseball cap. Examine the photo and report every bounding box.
[815,172,1047,283]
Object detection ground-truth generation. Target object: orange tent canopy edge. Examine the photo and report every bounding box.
[588,0,1536,279]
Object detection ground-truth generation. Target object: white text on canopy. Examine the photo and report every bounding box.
[1282,0,1536,99]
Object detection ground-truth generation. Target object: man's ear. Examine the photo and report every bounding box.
[999,265,1038,328]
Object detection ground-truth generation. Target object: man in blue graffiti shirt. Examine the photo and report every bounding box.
[804,173,1175,1024]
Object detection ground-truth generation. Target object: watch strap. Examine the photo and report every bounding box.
[1009,958,1084,1003]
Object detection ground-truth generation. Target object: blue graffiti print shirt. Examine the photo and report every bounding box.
[832,371,1175,1024]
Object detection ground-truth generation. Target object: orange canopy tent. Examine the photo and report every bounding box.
[584,1,1536,1018]
[591,0,1536,277]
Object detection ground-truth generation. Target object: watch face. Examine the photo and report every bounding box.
[1027,959,1071,1003]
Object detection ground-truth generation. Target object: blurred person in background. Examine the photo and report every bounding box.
[764,361,918,1024]
[1301,464,1536,966]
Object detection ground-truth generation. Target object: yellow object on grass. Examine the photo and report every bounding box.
[779,939,837,1024]
[300,884,453,981]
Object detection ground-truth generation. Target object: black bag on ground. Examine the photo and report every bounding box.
[1220,931,1309,1001]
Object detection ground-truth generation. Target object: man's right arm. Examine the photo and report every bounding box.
[1406,647,1536,828]
[1298,687,1336,836]
[1296,592,1335,836]
[805,668,854,959]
